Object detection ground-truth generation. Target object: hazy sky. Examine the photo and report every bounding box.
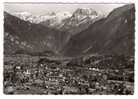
[4,3,126,15]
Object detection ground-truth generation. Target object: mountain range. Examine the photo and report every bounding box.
[4,4,135,57]
[12,8,104,34]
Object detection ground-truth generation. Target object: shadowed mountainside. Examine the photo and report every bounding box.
[4,12,69,55]
[62,4,135,57]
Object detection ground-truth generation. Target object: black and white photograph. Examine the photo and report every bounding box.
[3,2,135,95]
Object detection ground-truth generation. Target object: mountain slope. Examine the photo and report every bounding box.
[62,4,135,57]
[4,12,68,55]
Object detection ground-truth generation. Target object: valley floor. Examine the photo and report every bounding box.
[3,55,134,95]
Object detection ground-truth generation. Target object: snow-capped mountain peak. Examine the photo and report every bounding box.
[55,11,72,23]
[71,8,101,22]
[14,11,31,16]
[73,8,98,16]
[12,11,72,24]
[13,11,32,21]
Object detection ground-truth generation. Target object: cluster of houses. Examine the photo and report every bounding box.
[4,55,134,94]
